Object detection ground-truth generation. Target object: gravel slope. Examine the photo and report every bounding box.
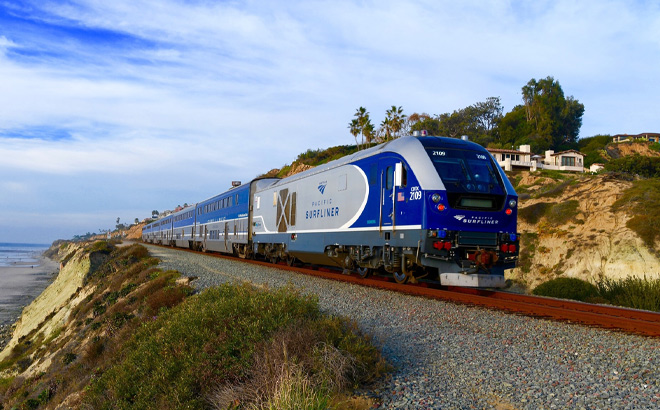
[147,245,660,409]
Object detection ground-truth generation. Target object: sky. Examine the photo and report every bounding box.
[0,0,658,243]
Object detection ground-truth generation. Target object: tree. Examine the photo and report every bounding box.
[404,112,431,135]
[134,218,139,225]
[348,107,375,149]
[380,117,392,141]
[349,118,360,148]
[579,134,611,167]
[496,105,533,149]
[473,97,503,134]
[383,105,406,141]
[561,96,585,148]
[520,76,585,151]
[152,210,159,218]
[410,114,442,135]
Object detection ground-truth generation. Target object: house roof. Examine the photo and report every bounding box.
[614,133,660,138]
[549,149,585,157]
[486,148,527,155]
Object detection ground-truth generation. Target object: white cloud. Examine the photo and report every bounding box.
[0,0,659,242]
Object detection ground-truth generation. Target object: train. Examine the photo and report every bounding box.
[142,134,519,287]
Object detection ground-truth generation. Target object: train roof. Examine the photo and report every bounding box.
[266,135,490,189]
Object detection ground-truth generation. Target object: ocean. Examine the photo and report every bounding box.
[0,242,49,267]
[0,243,58,326]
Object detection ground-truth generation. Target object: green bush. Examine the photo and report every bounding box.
[612,179,660,248]
[82,283,387,410]
[519,200,580,226]
[518,202,551,224]
[605,155,660,178]
[595,276,660,312]
[534,179,574,198]
[546,200,580,225]
[536,169,569,180]
[86,240,113,254]
[517,232,538,274]
[532,277,599,302]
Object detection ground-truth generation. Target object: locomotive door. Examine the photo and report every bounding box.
[379,157,398,237]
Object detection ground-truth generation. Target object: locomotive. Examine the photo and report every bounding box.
[143,135,519,287]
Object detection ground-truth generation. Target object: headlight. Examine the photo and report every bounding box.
[432,193,441,203]
[508,199,517,208]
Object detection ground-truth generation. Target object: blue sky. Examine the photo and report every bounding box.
[0,0,658,243]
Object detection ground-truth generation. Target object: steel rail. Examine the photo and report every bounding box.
[145,242,660,337]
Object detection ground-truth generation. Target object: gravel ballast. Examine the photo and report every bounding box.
[147,245,660,409]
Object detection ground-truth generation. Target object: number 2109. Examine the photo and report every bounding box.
[409,186,422,200]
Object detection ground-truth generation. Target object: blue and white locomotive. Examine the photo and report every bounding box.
[143,135,519,287]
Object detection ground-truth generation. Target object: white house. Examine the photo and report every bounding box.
[613,133,660,143]
[487,145,585,173]
[541,150,585,172]
[487,145,537,171]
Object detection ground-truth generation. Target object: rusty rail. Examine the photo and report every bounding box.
[146,243,660,337]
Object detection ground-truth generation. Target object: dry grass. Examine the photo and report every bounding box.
[208,318,387,410]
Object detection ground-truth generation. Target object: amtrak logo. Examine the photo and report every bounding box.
[454,215,466,221]
[318,181,327,194]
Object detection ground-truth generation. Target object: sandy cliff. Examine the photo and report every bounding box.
[507,172,660,289]
[0,243,100,362]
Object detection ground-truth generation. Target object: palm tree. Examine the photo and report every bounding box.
[385,105,406,139]
[380,117,392,141]
[349,118,361,149]
[363,121,375,144]
[349,107,374,149]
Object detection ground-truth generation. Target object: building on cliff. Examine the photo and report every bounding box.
[612,133,660,143]
[487,145,585,173]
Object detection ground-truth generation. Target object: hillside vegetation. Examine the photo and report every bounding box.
[0,242,388,409]
[260,145,360,179]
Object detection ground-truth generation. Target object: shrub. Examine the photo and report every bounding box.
[545,200,580,225]
[532,277,599,302]
[62,352,77,365]
[82,283,387,410]
[144,286,192,315]
[517,232,538,274]
[534,179,573,198]
[605,155,660,178]
[86,240,113,255]
[595,276,660,312]
[612,179,660,248]
[82,284,321,409]
[518,202,551,224]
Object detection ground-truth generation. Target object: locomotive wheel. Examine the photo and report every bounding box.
[286,256,296,266]
[393,271,408,284]
[269,255,278,264]
[356,267,371,279]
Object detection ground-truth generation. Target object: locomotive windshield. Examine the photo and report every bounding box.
[426,148,506,209]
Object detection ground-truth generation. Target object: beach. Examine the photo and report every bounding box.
[0,251,59,350]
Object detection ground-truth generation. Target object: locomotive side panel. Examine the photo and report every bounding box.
[252,164,368,264]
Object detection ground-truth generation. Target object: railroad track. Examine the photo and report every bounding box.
[145,242,660,337]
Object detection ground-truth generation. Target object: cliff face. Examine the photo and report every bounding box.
[606,141,660,159]
[0,243,103,363]
[507,172,660,289]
